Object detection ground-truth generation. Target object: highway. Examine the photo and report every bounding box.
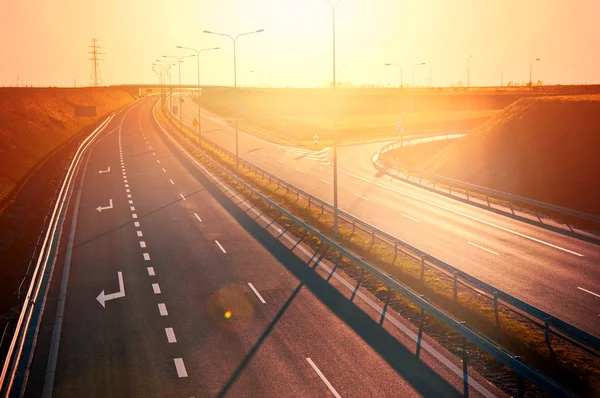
[177,95,600,337]
[20,97,499,397]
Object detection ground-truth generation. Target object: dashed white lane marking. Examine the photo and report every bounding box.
[247,145,253,149]
[319,179,331,185]
[174,358,188,378]
[132,214,138,219]
[152,152,156,156]
[158,303,168,316]
[137,231,143,237]
[400,213,421,223]
[163,168,167,173]
[248,283,266,304]
[143,253,151,261]
[127,194,132,198]
[215,240,226,253]
[165,327,177,343]
[126,189,130,193]
[578,287,600,298]
[152,283,161,294]
[122,176,126,180]
[344,171,585,257]
[130,206,136,211]
[276,159,283,163]
[194,213,202,222]
[467,241,499,256]
[125,184,129,188]
[124,180,128,183]
[129,200,134,204]
[157,159,161,164]
[140,241,146,248]
[260,152,266,156]
[306,358,341,398]
[170,179,175,185]
[353,193,369,201]
[134,221,140,227]
[296,168,304,173]
[149,146,152,149]
[180,193,186,201]
[147,267,155,276]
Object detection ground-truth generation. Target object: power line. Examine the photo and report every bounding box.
[88,38,104,87]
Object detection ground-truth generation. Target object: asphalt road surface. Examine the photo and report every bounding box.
[21,98,499,397]
[177,95,600,337]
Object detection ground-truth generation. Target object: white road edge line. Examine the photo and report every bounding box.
[306,358,341,398]
[467,241,499,256]
[353,193,369,201]
[248,283,266,304]
[578,287,600,298]
[215,240,226,253]
[400,213,420,223]
[173,358,188,378]
[194,213,202,222]
[165,327,177,343]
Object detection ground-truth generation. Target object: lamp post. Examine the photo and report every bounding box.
[155,60,176,103]
[163,54,196,132]
[412,62,426,88]
[203,29,264,174]
[176,46,219,145]
[384,63,403,93]
[530,58,540,93]
[322,0,345,238]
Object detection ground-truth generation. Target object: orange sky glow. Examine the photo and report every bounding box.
[0,0,598,88]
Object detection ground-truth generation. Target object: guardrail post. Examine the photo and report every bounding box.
[416,304,425,359]
[508,202,515,215]
[379,287,391,325]
[462,335,469,397]
[493,292,500,328]
[308,196,311,208]
[393,241,398,262]
[486,195,490,207]
[371,230,375,246]
[420,257,426,282]
[352,219,356,234]
[269,176,272,184]
[320,203,324,215]
[449,185,452,195]
[286,185,289,195]
[453,272,458,302]
[544,321,556,358]
[466,190,470,201]
[350,269,365,302]
[277,181,280,190]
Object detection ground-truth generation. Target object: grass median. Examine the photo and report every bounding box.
[156,101,599,397]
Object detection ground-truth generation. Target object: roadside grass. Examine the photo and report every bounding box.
[157,103,600,396]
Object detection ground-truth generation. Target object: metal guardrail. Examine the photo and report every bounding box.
[375,139,600,227]
[154,99,573,397]
[166,100,600,356]
[0,115,116,397]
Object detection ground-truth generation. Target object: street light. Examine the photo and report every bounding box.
[530,58,540,92]
[412,62,426,87]
[163,54,196,133]
[203,28,264,174]
[384,63,403,93]
[155,60,176,100]
[322,0,345,238]
[176,46,220,145]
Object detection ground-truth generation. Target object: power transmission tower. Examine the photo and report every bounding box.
[88,38,104,87]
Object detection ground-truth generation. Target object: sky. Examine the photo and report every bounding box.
[0,0,599,88]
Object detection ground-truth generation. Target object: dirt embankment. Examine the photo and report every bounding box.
[0,87,137,206]
[391,95,600,216]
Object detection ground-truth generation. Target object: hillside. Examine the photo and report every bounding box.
[0,87,137,206]
[421,95,600,215]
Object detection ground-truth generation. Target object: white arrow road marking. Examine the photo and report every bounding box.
[98,167,111,174]
[96,199,113,212]
[96,272,125,308]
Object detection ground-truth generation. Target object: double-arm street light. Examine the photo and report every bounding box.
[203,28,264,173]
[384,63,403,92]
[530,58,540,92]
[163,54,196,133]
[176,46,220,145]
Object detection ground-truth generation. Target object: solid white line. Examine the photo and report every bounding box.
[248,283,266,304]
[180,193,186,200]
[400,213,421,223]
[173,358,188,378]
[344,171,584,257]
[158,303,168,316]
[147,267,155,276]
[306,358,341,398]
[152,283,161,294]
[165,327,177,343]
[132,214,138,219]
[215,240,226,253]
[137,231,143,237]
[354,193,369,201]
[276,159,283,163]
[170,179,175,185]
[320,179,331,185]
[134,221,140,227]
[194,213,202,222]
[296,168,304,173]
[578,287,600,298]
[143,253,151,261]
[467,241,499,256]
[139,241,146,248]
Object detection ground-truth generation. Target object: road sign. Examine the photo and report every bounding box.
[192,118,199,127]
[313,134,319,145]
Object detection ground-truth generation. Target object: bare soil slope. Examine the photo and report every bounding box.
[0,87,137,206]
[421,95,600,215]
